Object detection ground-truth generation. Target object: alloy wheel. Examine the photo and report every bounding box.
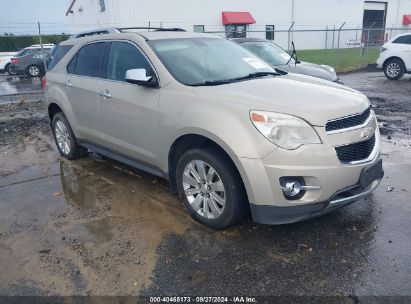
[386,62,400,78]
[55,120,71,155]
[182,160,226,219]
[28,66,40,77]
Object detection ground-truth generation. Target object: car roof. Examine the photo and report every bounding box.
[138,31,221,41]
[231,38,269,43]
[60,30,222,46]
[392,32,411,39]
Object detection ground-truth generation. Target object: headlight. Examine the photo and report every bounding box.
[380,47,387,53]
[250,111,321,150]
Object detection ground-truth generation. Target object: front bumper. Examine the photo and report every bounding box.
[234,115,382,224]
[376,56,384,69]
[250,177,382,225]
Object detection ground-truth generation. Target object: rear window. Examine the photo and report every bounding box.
[16,48,37,57]
[48,45,73,70]
[68,42,108,78]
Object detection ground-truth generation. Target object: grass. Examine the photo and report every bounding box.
[297,48,380,73]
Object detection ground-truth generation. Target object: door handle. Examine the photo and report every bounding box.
[65,80,72,87]
[99,90,111,99]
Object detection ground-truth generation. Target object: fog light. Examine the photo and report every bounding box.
[283,181,302,197]
[280,177,306,200]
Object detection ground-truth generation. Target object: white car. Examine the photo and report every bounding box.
[0,52,16,74]
[377,33,411,80]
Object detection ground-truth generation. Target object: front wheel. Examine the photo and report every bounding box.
[383,59,405,80]
[176,147,248,229]
[4,63,10,74]
[8,65,17,76]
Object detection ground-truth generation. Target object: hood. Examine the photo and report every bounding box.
[276,61,338,82]
[194,74,369,126]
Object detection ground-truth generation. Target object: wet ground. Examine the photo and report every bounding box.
[0,74,44,104]
[0,71,410,300]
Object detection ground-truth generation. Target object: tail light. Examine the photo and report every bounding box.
[11,57,20,64]
[41,76,47,89]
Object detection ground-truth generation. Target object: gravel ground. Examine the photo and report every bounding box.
[0,71,410,302]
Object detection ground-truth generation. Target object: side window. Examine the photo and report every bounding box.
[49,45,73,71]
[67,54,77,74]
[107,41,153,82]
[74,42,108,78]
[393,35,411,44]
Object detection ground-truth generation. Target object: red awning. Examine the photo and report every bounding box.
[222,12,256,25]
[403,15,411,25]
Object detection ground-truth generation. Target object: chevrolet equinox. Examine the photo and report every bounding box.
[45,29,383,229]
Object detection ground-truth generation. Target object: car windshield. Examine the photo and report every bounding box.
[240,41,293,66]
[149,38,277,86]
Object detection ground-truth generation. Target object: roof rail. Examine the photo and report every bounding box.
[69,27,186,40]
[117,27,186,32]
[69,28,120,39]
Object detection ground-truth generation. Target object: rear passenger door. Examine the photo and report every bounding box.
[98,41,160,166]
[65,41,109,144]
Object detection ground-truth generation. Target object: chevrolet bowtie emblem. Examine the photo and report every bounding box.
[361,127,373,139]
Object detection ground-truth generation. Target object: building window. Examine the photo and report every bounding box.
[193,25,205,33]
[225,24,247,38]
[99,0,106,12]
[266,25,275,40]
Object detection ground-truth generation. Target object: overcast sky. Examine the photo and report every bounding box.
[0,0,70,34]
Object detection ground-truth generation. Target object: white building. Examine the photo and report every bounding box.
[65,0,411,49]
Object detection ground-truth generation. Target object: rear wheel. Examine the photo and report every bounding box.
[26,64,43,78]
[176,147,248,229]
[383,58,405,80]
[52,112,87,160]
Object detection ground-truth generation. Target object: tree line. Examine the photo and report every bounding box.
[0,34,70,52]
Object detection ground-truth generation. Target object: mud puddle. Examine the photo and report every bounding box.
[0,129,194,296]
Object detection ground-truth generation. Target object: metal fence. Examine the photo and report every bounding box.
[1,22,410,76]
[0,21,69,77]
[204,26,410,72]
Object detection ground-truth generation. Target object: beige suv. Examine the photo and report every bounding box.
[45,29,383,229]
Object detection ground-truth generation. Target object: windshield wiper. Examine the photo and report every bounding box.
[191,79,235,86]
[286,41,298,67]
[191,71,282,86]
[232,71,282,81]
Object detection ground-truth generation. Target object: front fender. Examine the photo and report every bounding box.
[157,87,277,173]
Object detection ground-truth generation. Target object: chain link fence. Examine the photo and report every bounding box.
[1,22,410,77]
[205,26,410,72]
[0,32,69,77]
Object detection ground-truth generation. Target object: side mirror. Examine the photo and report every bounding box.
[125,69,157,87]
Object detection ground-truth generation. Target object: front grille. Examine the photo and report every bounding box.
[335,135,376,163]
[326,108,371,132]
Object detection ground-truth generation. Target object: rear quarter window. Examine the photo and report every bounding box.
[48,45,73,70]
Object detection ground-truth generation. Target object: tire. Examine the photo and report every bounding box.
[176,147,248,229]
[26,64,42,78]
[51,112,87,160]
[8,65,17,76]
[383,58,405,80]
[4,63,10,74]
